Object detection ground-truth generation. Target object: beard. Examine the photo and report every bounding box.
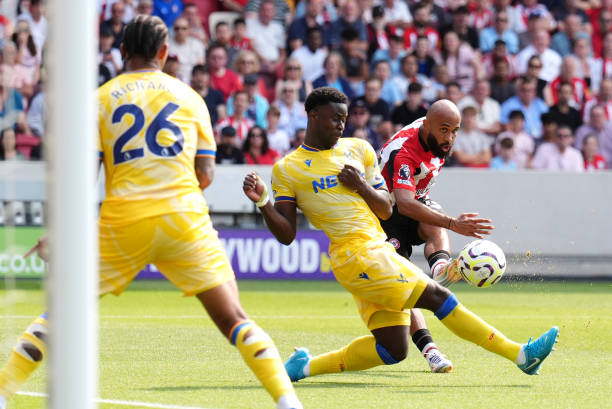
[427,133,451,159]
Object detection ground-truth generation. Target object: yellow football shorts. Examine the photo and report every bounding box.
[99,212,235,296]
[331,241,431,331]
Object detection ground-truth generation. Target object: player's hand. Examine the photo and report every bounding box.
[338,164,366,193]
[243,171,266,203]
[23,236,48,262]
[449,213,494,238]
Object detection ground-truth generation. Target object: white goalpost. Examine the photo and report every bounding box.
[47,1,98,408]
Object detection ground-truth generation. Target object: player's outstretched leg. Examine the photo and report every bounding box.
[0,313,48,408]
[410,309,453,373]
[196,282,302,409]
[285,325,410,382]
[414,282,558,375]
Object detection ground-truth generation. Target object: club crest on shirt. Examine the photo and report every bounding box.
[397,164,412,186]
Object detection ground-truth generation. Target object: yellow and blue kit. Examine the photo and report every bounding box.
[271,138,431,330]
[96,70,233,296]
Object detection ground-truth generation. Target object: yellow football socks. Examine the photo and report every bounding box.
[310,335,388,376]
[0,314,48,400]
[229,320,296,404]
[435,295,520,362]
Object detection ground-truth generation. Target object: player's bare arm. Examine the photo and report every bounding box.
[337,164,393,220]
[394,188,494,239]
[243,171,297,245]
[195,156,215,189]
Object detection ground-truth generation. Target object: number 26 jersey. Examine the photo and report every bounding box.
[97,70,215,224]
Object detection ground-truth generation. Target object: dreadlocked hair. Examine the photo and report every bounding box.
[304,87,348,113]
[121,15,169,62]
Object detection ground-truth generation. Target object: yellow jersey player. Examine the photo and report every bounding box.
[243,88,558,385]
[0,16,302,409]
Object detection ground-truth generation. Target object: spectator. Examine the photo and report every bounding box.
[372,59,403,108]
[328,0,368,50]
[551,13,588,57]
[275,58,312,103]
[215,90,254,145]
[339,27,368,96]
[548,81,583,132]
[27,88,44,138]
[575,104,612,163]
[0,128,25,160]
[489,57,516,104]
[594,31,612,91]
[153,0,182,28]
[232,50,267,98]
[229,18,252,53]
[244,0,291,27]
[517,10,547,50]
[164,54,182,78]
[490,136,517,170]
[227,73,269,129]
[469,0,494,30]
[402,2,439,53]
[190,65,225,126]
[216,126,245,164]
[168,17,205,83]
[392,54,435,103]
[500,76,549,140]
[531,125,584,171]
[343,99,380,150]
[1,41,37,100]
[312,52,354,99]
[18,0,46,55]
[514,0,555,33]
[412,35,437,77]
[182,3,208,45]
[11,20,40,84]
[265,105,290,155]
[246,0,286,81]
[517,29,562,82]
[429,64,449,101]
[294,0,336,25]
[592,9,612,58]
[482,40,519,80]
[440,6,479,50]
[98,26,123,80]
[371,33,405,77]
[99,0,125,49]
[451,105,492,168]
[459,79,502,137]
[0,67,29,134]
[365,4,390,61]
[351,77,390,132]
[289,127,306,152]
[290,26,328,83]
[524,55,551,104]
[136,0,154,16]
[207,44,242,101]
[495,110,534,169]
[480,10,519,55]
[582,134,607,171]
[492,0,522,33]
[583,78,612,122]
[572,37,601,93]
[444,81,464,106]
[381,0,412,30]
[391,82,427,129]
[287,0,329,52]
[415,0,452,30]
[439,30,482,93]
[213,21,238,65]
[242,125,280,164]
[275,81,307,140]
[549,0,589,25]
[548,56,589,108]
[540,112,558,143]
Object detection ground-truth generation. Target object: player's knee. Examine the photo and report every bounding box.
[376,341,408,364]
[417,281,452,311]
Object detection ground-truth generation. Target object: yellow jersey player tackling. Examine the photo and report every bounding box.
[0,16,302,409]
[243,87,558,385]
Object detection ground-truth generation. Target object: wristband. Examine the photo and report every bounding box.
[256,179,270,208]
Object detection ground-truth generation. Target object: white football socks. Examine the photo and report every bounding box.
[277,394,303,409]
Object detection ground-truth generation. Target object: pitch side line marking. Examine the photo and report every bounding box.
[17,391,221,409]
[0,314,358,320]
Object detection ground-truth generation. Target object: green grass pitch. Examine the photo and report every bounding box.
[1,279,611,409]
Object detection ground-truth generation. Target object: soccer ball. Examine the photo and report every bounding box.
[457,240,506,288]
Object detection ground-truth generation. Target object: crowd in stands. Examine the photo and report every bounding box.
[0,0,611,172]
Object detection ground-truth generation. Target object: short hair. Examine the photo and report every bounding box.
[215,21,229,31]
[306,26,323,37]
[341,27,359,41]
[517,75,536,86]
[191,64,208,76]
[500,137,514,149]
[541,112,556,125]
[121,15,169,61]
[446,81,461,90]
[461,105,477,116]
[233,17,246,26]
[267,105,281,116]
[509,110,525,120]
[408,82,423,94]
[304,87,348,113]
[559,81,573,89]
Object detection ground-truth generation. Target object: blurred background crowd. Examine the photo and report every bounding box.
[0,0,611,172]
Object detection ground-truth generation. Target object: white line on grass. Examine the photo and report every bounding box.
[17,391,222,409]
[0,314,358,320]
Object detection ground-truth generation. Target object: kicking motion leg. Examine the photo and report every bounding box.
[410,309,453,373]
[0,313,48,408]
[197,280,302,409]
